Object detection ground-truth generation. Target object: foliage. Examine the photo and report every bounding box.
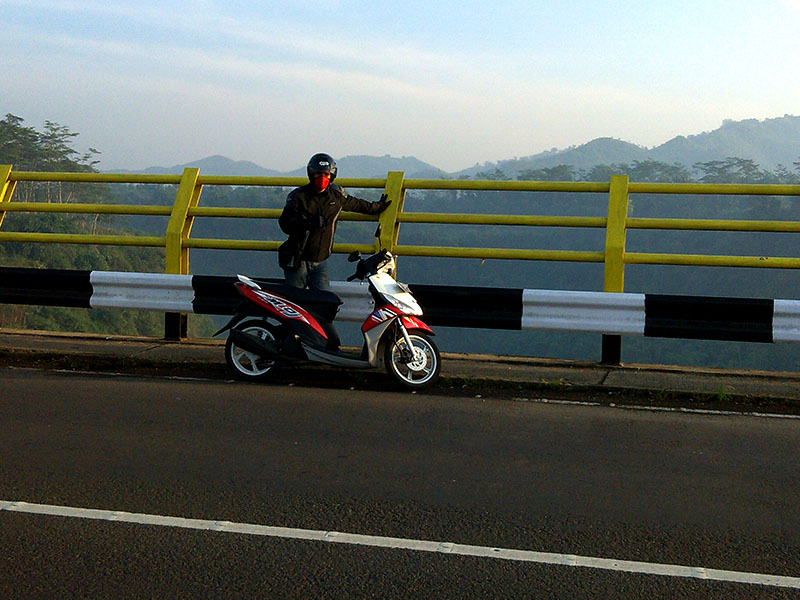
[517,164,578,181]
[0,114,212,337]
[1,113,106,205]
[508,156,800,185]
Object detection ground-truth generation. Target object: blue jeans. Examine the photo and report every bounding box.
[284,259,331,291]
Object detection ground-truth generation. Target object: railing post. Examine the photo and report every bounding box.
[377,171,405,255]
[602,174,630,364]
[0,165,15,229]
[164,168,202,339]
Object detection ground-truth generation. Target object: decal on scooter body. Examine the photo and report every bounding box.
[235,282,327,339]
[362,305,402,333]
[361,305,434,335]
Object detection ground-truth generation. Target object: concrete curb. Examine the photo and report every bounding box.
[2,328,800,406]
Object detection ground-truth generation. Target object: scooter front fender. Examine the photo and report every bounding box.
[401,315,435,335]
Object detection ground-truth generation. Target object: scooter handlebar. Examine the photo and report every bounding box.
[348,261,369,281]
[346,248,390,282]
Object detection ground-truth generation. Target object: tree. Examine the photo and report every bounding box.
[0,114,40,168]
[474,168,508,180]
[518,164,576,181]
[38,120,100,173]
[582,164,621,181]
[1,114,105,205]
[627,160,692,183]
[0,114,197,336]
[693,157,768,184]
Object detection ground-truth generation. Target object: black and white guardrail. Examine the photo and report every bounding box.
[1,267,799,343]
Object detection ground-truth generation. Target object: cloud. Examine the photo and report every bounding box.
[1,0,173,21]
[4,0,798,173]
[4,0,485,97]
[4,5,501,113]
[1,12,743,172]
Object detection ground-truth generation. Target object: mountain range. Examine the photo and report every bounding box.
[135,115,800,179]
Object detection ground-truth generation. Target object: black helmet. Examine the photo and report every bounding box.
[306,153,337,183]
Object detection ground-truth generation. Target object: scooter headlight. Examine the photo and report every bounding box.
[386,293,423,316]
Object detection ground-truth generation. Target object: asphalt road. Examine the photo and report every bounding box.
[1,367,799,598]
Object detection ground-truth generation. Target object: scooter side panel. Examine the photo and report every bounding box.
[362,319,394,366]
[237,283,328,340]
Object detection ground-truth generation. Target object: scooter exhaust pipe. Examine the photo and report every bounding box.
[228,329,281,358]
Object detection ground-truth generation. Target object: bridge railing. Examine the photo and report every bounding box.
[3,165,800,362]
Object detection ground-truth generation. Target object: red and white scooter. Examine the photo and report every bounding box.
[215,248,441,390]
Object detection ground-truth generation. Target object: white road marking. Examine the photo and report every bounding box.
[514,396,800,420]
[2,500,798,589]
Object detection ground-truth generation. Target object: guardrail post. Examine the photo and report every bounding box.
[377,171,405,255]
[0,165,15,229]
[602,174,630,364]
[164,168,202,339]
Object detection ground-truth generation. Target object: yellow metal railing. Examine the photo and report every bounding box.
[622,181,800,271]
[3,165,800,296]
[392,179,609,265]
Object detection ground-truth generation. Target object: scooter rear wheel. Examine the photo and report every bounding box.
[225,319,280,381]
[384,332,441,390]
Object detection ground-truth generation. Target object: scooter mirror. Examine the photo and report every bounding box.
[374,224,382,239]
[347,250,361,263]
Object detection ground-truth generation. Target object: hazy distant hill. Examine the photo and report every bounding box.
[282,155,446,179]
[129,115,800,179]
[458,115,800,178]
[455,138,652,178]
[133,154,444,179]
[137,155,283,177]
[649,116,800,170]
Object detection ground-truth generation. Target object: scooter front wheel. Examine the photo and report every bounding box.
[384,332,441,390]
[225,319,280,381]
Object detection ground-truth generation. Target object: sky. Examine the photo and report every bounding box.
[2,0,800,173]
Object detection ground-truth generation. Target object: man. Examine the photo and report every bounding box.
[278,153,390,290]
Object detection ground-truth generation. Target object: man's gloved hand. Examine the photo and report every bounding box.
[377,194,392,213]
